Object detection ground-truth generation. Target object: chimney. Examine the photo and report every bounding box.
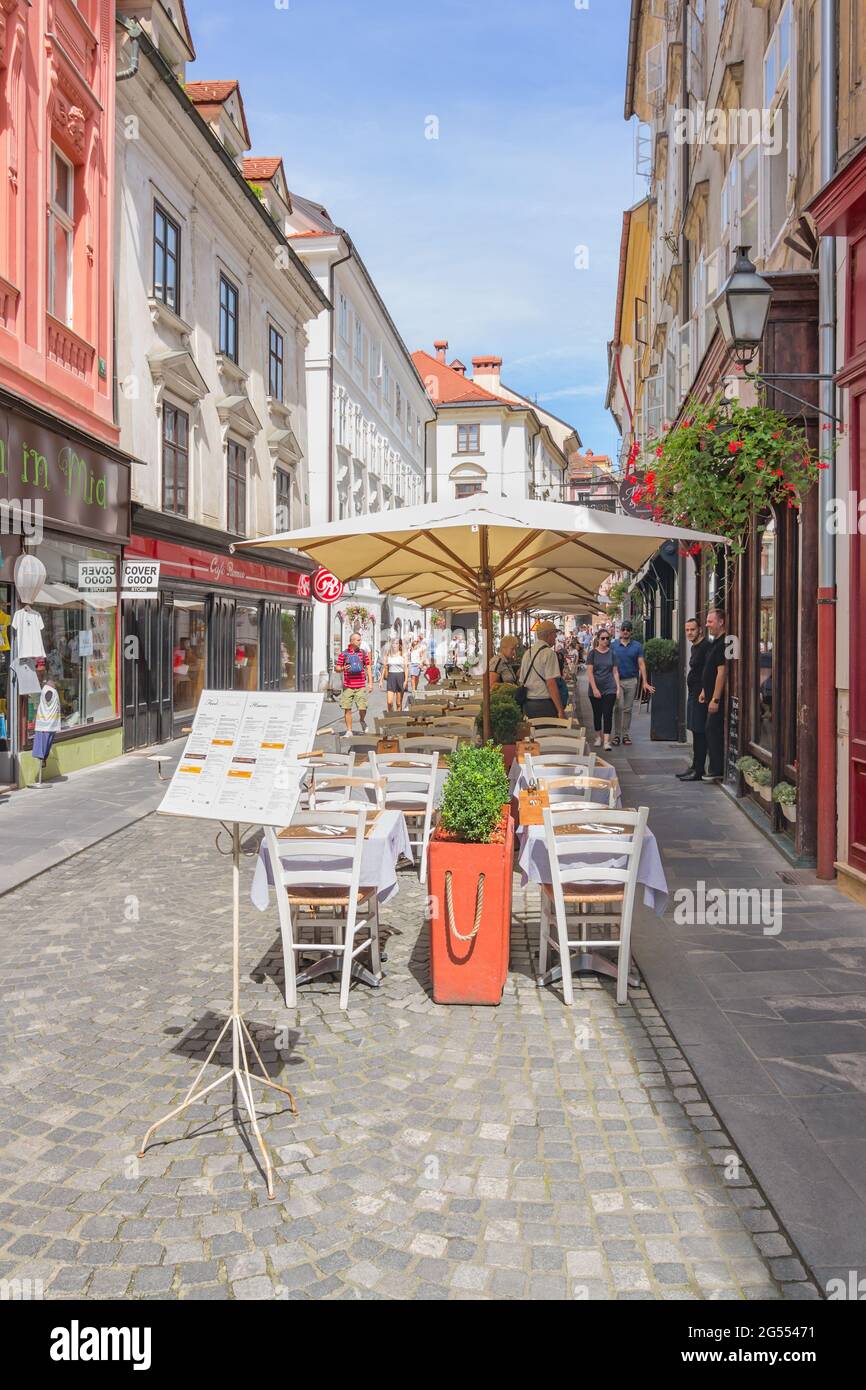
[433,339,448,363]
[471,355,502,393]
[450,358,466,376]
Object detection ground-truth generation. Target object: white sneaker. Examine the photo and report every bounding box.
[594,735,602,748]
[603,739,612,751]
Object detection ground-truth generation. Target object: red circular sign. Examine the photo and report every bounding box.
[312,568,344,604]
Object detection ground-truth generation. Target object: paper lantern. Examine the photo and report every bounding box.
[13,553,47,604]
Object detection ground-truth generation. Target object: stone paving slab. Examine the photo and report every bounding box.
[0,804,809,1301]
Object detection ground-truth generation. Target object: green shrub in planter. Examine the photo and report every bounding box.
[477,685,526,745]
[772,781,797,805]
[644,637,679,672]
[751,766,772,787]
[736,756,761,777]
[439,744,510,843]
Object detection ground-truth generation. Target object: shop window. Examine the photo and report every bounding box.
[172,600,206,723]
[754,515,776,755]
[234,605,259,691]
[219,273,239,362]
[48,148,74,326]
[227,440,246,535]
[162,403,189,515]
[153,203,181,313]
[268,324,284,402]
[280,608,297,690]
[27,537,119,736]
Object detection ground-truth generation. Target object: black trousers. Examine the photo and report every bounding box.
[691,729,708,776]
[524,697,558,720]
[706,709,725,777]
[589,692,617,734]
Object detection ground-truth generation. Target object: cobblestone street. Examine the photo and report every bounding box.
[0,786,811,1301]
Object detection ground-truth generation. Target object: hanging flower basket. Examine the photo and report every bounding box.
[639,395,827,553]
[344,604,373,626]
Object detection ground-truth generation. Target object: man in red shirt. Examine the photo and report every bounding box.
[336,631,373,733]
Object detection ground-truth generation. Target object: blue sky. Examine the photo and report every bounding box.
[185,0,639,461]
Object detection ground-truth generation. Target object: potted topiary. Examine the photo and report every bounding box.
[752,765,773,802]
[736,755,761,788]
[644,637,680,741]
[476,684,527,770]
[772,781,797,823]
[428,744,513,1005]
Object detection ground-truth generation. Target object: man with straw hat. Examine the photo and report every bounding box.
[518,619,565,721]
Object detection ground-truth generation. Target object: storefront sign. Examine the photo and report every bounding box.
[126,534,312,600]
[312,568,344,604]
[298,574,311,598]
[0,407,131,543]
[159,689,324,825]
[121,559,160,600]
[618,473,655,520]
[78,560,118,593]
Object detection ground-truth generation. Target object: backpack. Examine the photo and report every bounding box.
[343,648,365,678]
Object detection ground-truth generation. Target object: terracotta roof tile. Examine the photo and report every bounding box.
[242,157,284,182]
[411,351,506,404]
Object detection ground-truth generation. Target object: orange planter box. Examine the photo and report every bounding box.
[428,807,513,1005]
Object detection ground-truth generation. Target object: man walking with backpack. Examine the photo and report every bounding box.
[336,631,373,734]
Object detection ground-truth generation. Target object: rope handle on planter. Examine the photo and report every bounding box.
[444,870,485,941]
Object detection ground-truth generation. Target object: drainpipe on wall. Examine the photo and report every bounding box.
[677,0,691,745]
[817,0,838,879]
[324,244,352,681]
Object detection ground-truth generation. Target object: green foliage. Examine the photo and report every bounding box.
[751,766,773,787]
[736,756,762,776]
[248,182,265,201]
[637,395,826,553]
[772,780,797,804]
[643,637,679,672]
[477,684,525,744]
[439,744,510,843]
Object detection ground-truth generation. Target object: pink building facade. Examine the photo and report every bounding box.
[0,0,116,438]
[0,1,131,788]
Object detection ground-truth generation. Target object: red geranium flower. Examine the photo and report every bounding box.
[728,440,745,454]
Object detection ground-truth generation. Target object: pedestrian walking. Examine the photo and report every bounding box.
[699,608,728,782]
[335,631,373,734]
[586,630,621,750]
[611,621,653,746]
[407,633,426,694]
[382,636,409,711]
[517,619,565,720]
[676,618,710,780]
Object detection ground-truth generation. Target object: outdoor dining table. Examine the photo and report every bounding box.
[517,813,669,991]
[509,757,622,808]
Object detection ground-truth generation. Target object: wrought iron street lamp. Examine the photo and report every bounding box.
[713,246,772,367]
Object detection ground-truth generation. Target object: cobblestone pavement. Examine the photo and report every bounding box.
[0,806,816,1301]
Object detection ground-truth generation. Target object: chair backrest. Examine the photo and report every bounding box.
[534,734,587,756]
[541,804,649,914]
[540,773,616,808]
[375,716,417,735]
[264,807,367,910]
[309,772,385,810]
[369,751,437,805]
[526,752,596,782]
[428,717,475,733]
[398,735,457,754]
[297,751,355,773]
[529,718,580,732]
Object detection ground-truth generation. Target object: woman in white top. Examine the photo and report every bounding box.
[381,637,409,711]
[408,635,426,693]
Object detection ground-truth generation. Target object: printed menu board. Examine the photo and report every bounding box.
[159,690,324,826]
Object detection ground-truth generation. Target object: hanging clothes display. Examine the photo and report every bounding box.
[11,607,45,660]
[32,682,60,764]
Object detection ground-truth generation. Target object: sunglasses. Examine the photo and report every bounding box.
[598,636,610,642]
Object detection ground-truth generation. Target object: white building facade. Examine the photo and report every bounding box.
[114,4,327,747]
[286,198,435,683]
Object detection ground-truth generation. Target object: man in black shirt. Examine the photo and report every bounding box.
[676,618,710,780]
[700,608,728,782]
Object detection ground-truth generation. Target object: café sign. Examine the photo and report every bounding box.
[312,567,344,604]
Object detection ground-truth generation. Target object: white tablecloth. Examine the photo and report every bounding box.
[517,821,668,916]
[509,758,621,808]
[251,810,413,911]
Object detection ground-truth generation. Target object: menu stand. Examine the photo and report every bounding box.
[139,823,296,1199]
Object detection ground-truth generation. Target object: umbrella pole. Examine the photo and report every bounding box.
[480,534,493,743]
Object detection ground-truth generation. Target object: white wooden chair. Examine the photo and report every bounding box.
[529,718,582,733]
[534,733,587,757]
[369,751,438,884]
[264,808,381,1010]
[526,751,597,782]
[374,716,419,736]
[539,804,649,1005]
[541,774,619,810]
[339,731,380,756]
[398,734,457,755]
[309,772,386,811]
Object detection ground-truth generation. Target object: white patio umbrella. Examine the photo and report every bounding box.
[234,496,724,738]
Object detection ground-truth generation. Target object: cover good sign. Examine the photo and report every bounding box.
[78,560,118,593]
[159,690,324,826]
[121,559,160,599]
